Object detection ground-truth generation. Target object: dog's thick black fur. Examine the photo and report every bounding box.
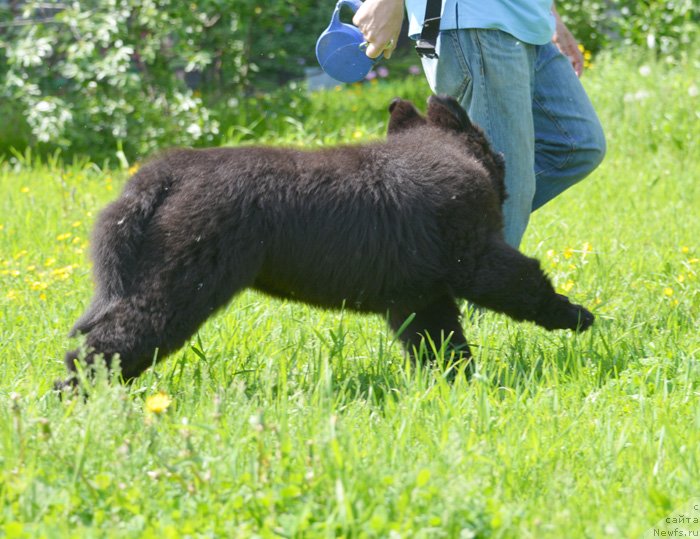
[60,95,593,385]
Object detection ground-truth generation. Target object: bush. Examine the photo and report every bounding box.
[556,0,699,55]
[0,0,328,162]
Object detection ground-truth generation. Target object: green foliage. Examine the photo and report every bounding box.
[243,1,331,91]
[1,0,699,163]
[557,0,699,55]
[1,50,700,536]
[0,0,326,161]
[1,1,212,157]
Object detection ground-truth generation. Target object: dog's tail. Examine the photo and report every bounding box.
[71,159,176,335]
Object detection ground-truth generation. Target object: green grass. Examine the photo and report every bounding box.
[1,49,699,537]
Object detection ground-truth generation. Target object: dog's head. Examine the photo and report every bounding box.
[387,94,481,134]
[387,95,506,204]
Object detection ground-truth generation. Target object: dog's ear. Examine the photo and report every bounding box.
[426,94,472,133]
[387,98,427,135]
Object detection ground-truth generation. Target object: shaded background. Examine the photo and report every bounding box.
[0,0,697,163]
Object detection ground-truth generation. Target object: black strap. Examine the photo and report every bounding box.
[415,0,441,59]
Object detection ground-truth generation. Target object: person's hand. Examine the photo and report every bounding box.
[352,0,404,59]
[552,8,584,77]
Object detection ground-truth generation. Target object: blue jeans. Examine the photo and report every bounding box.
[421,29,606,248]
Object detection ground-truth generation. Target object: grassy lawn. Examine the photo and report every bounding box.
[1,49,698,537]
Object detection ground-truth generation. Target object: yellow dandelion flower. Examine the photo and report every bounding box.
[577,44,593,69]
[56,233,71,241]
[688,258,699,265]
[128,164,141,176]
[20,186,30,193]
[563,247,575,259]
[0,224,4,231]
[663,287,674,297]
[71,221,82,228]
[39,293,47,301]
[352,130,363,140]
[106,185,113,191]
[681,246,689,254]
[27,265,36,272]
[677,274,685,283]
[561,280,575,293]
[5,290,18,300]
[45,257,56,267]
[146,392,172,414]
[582,242,593,254]
[51,265,74,280]
[30,281,48,291]
[14,250,28,260]
[72,237,82,245]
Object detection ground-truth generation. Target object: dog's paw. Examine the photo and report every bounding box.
[53,375,79,395]
[538,293,595,331]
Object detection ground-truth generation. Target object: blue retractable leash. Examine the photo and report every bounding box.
[316,0,441,83]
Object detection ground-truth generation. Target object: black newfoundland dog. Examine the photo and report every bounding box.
[60,95,593,386]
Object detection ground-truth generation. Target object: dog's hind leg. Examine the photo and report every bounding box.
[63,287,240,383]
[63,295,169,382]
[460,237,594,331]
[388,294,473,377]
[61,246,263,385]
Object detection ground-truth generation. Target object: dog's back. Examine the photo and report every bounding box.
[107,122,501,313]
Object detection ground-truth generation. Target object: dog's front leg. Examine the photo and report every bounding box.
[462,238,594,332]
[388,294,474,378]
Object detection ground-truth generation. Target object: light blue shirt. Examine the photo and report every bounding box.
[405,0,556,45]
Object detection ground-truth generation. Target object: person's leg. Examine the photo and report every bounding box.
[422,29,538,248]
[531,43,606,211]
